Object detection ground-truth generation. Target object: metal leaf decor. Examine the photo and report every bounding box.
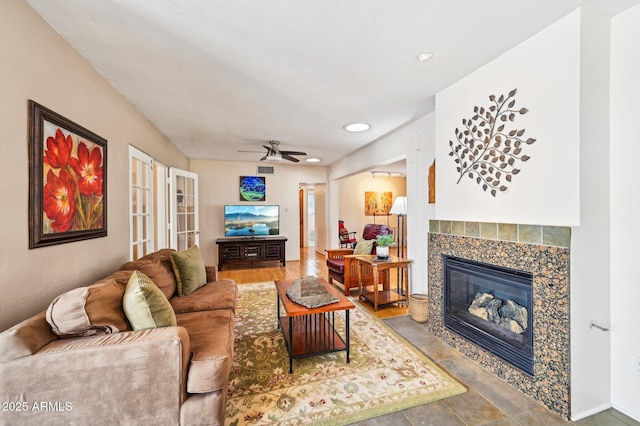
[449,89,536,197]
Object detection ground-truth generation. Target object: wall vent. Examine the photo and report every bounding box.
[257,165,275,175]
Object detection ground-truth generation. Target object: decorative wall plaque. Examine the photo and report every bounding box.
[449,89,536,197]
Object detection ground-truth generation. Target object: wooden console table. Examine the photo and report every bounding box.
[216,236,287,270]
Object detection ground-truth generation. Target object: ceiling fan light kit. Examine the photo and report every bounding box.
[260,141,307,163]
[265,153,282,162]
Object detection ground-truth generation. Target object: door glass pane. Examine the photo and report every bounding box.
[143,216,148,239]
[187,213,194,230]
[142,188,148,214]
[132,215,139,241]
[186,178,194,196]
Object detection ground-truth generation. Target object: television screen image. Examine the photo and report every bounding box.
[224,205,279,237]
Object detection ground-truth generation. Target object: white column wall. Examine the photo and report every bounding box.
[570,8,612,419]
[610,3,640,421]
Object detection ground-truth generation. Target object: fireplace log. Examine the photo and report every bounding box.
[468,292,528,334]
[500,299,528,330]
[498,318,524,333]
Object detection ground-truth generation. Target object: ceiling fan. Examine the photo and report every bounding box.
[258,141,307,163]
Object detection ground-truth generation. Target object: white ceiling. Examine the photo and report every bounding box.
[26,0,640,167]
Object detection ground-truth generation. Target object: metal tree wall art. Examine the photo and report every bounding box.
[449,89,536,197]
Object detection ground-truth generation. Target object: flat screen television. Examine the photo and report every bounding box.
[224,205,279,237]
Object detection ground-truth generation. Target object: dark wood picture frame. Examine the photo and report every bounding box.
[28,100,107,248]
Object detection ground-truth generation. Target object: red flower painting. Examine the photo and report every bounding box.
[43,169,77,232]
[42,128,104,233]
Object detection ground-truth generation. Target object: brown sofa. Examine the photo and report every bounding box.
[0,248,236,426]
[326,224,393,294]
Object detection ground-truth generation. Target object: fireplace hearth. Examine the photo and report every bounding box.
[427,220,570,419]
[444,256,534,375]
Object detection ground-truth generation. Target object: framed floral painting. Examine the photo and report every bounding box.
[28,100,107,248]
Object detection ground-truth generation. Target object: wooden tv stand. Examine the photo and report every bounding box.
[216,236,287,270]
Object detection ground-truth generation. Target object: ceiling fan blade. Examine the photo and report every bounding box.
[260,154,268,161]
[238,150,266,153]
[280,150,307,156]
[282,154,300,162]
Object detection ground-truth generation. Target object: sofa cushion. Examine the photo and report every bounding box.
[120,256,177,300]
[123,271,177,330]
[170,279,237,314]
[46,272,132,338]
[176,309,235,393]
[326,258,345,273]
[170,245,207,296]
[353,239,375,255]
[0,311,58,361]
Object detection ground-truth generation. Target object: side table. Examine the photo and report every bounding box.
[355,255,412,311]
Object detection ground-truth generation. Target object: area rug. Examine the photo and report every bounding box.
[225,282,466,425]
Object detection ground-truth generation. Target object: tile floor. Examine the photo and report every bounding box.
[352,315,640,426]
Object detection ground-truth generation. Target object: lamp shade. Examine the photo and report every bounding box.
[265,153,282,162]
[389,196,407,215]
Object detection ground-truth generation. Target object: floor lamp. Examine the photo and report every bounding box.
[389,197,407,296]
[389,196,407,258]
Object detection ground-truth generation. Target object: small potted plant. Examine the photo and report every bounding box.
[375,234,395,260]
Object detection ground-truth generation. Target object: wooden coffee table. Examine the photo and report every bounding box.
[275,278,355,373]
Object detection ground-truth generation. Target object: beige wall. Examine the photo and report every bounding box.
[313,183,328,254]
[0,0,189,332]
[189,160,328,265]
[338,173,406,241]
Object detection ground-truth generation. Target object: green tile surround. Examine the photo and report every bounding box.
[429,220,570,248]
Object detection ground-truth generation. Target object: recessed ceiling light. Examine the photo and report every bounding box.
[417,52,434,62]
[343,122,371,132]
[305,158,321,163]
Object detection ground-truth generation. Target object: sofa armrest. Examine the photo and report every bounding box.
[0,327,191,425]
[205,265,219,283]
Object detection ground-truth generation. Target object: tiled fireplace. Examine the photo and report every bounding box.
[427,220,571,419]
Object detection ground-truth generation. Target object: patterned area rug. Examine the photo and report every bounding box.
[225,282,466,425]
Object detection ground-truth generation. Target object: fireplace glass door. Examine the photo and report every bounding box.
[444,255,534,375]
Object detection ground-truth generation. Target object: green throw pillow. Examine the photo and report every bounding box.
[123,271,177,330]
[170,245,207,296]
[353,239,375,255]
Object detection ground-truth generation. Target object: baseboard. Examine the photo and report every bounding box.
[570,403,611,421]
[611,403,640,423]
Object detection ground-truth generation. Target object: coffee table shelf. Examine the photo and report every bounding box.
[278,313,347,358]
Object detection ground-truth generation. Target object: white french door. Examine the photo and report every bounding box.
[169,168,199,250]
[129,146,155,260]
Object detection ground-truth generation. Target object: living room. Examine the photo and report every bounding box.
[1,0,639,424]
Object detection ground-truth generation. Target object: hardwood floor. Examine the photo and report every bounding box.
[217,246,408,319]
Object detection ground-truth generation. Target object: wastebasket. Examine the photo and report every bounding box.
[408,294,429,323]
